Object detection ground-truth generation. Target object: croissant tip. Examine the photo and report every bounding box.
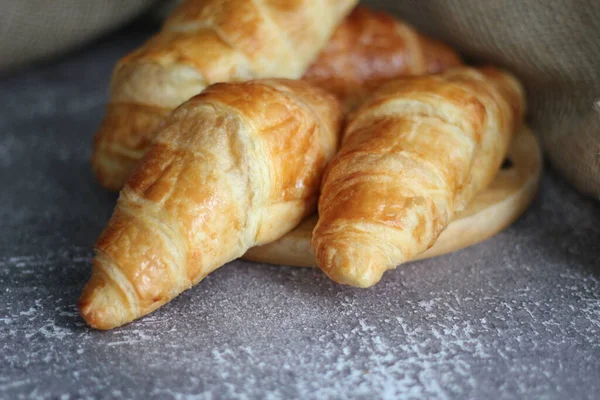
[316,243,387,288]
[78,276,131,330]
[78,298,115,331]
[91,147,134,192]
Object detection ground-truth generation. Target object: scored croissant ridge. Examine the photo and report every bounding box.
[92,0,357,191]
[92,3,460,192]
[79,79,343,330]
[313,66,526,288]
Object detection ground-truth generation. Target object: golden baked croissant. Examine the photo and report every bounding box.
[312,67,526,287]
[303,6,462,109]
[79,79,343,330]
[92,0,356,191]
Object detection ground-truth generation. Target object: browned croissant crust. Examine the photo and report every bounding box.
[79,79,343,330]
[92,0,356,191]
[312,67,526,287]
[303,6,462,109]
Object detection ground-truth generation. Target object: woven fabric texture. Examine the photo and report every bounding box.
[0,1,157,72]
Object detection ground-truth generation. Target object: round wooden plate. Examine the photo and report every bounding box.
[243,126,542,267]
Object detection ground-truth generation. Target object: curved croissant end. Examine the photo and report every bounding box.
[313,67,525,287]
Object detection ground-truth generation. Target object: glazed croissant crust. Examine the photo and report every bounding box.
[312,67,526,287]
[79,79,343,329]
[303,6,461,110]
[92,3,460,192]
[92,0,356,191]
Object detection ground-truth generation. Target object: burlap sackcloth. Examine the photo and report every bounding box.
[1,0,598,199]
[0,1,158,72]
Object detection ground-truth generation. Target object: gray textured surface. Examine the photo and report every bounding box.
[1,25,600,400]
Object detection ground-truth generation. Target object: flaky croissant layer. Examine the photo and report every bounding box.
[312,67,525,287]
[80,79,343,329]
[92,0,357,191]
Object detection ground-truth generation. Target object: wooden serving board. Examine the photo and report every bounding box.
[243,126,542,267]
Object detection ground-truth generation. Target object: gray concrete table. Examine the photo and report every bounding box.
[1,24,599,400]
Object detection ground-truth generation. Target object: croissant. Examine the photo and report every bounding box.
[79,79,343,330]
[303,6,462,109]
[92,0,356,191]
[312,67,526,287]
